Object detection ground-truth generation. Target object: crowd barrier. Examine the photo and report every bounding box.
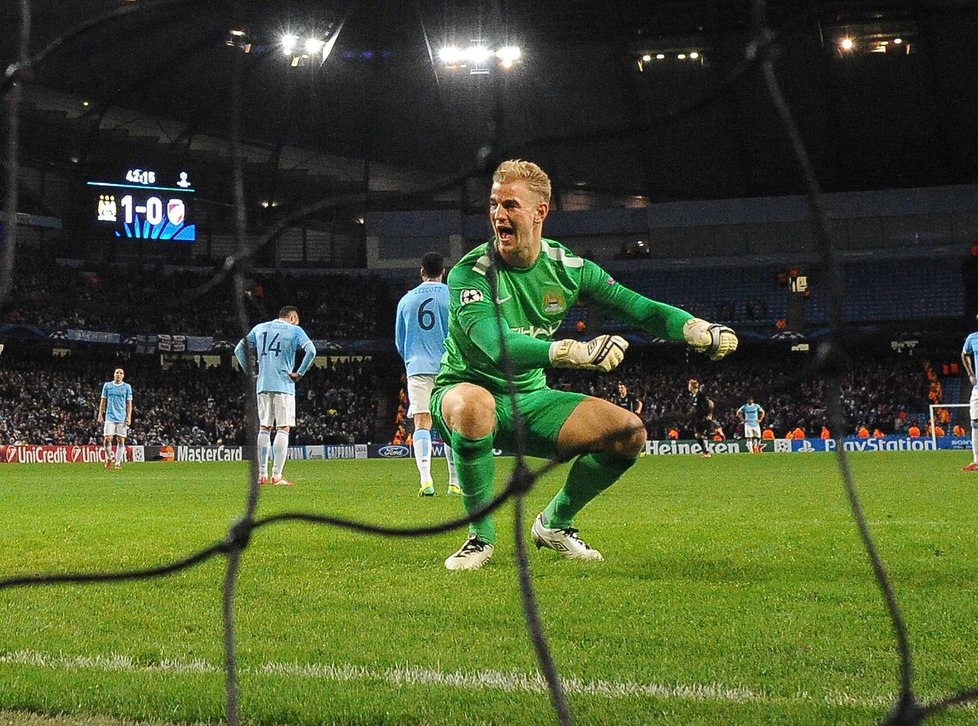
[1,438,969,463]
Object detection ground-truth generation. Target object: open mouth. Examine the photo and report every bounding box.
[496,224,514,242]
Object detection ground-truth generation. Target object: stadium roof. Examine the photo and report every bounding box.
[2,0,977,217]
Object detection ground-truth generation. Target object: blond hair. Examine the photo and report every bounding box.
[493,159,552,204]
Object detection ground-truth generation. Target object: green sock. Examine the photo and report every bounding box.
[450,431,497,544]
[543,452,636,529]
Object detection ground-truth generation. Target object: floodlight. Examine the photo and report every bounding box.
[438,46,463,64]
[689,51,699,59]
[281,34,298,54]
[496,46,522,63]
[840,37,854,50]
[465,45,493,64]
[305,37,325,55]
[642,54,652,62]
[656,53,665,60]
[225,28,247,47]
[893,37,903,44]
[677,53,687,60]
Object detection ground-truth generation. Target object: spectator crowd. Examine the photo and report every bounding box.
[0,257,964,448]
[0,342,959,447]
[0,355,376,446]
[549,345,940,441]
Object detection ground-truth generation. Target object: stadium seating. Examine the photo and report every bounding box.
[2,257,395,341]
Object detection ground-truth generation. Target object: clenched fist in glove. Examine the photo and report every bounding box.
[683,318,738,360]
[549,335,629,372]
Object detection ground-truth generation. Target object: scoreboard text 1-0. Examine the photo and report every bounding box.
[88,168,197,242]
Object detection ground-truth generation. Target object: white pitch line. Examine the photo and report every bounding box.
[0,649,949,711]
[258,660,761,703]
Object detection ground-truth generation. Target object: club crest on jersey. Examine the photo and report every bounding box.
[542,291,565,314]
[460,288,484,305]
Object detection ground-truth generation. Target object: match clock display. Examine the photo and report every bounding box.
[88,168,197,241]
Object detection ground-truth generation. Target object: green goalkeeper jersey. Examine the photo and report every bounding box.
[436,238,694,395]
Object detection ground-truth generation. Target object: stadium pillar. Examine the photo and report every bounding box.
[787,291,806,331]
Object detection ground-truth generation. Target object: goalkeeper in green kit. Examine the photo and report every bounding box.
[433,160,738,570]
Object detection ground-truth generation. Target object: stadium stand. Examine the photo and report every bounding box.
[805,255,966,324]
[0,352,376,446]
[548,343,943,441]
[2,252,971,447]
[4,257,395,341]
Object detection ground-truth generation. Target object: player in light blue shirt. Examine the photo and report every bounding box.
[395,252,458,496]
[235,305,316,485]
[98,367,133,470]
[960,324,978,471]
[736,396,766,453]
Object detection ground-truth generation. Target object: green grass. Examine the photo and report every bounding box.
[1,452,977,725]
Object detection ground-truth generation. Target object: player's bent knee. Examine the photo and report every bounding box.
[614,414,647,458]
[442,383,496,438]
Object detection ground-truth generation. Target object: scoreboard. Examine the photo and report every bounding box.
[87,167,197,242]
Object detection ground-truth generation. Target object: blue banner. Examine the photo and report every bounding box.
[644,436,968,455]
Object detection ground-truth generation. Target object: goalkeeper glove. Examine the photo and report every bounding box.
[683,318,738,360]
[549,335,628,372]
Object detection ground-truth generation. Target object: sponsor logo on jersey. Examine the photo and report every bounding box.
[513,322,560,338]
[542,290,565,314]
[607,276,615,285]
[460,289,484,305]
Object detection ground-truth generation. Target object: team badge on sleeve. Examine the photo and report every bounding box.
[460,289,484,305]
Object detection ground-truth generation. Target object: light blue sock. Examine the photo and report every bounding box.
[257,429,271,476]
[413,429,432,483]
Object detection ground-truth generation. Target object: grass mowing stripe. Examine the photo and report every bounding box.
[0,649,921,709]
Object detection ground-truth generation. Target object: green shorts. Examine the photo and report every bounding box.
[431,385,587,458]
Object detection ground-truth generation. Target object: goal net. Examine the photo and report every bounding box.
[928,403,970,446]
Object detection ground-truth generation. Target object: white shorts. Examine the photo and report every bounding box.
[103,421,128,438]
[258,392,296,428]
[406,374,436,417]
[970,386,978,420]
[744,423,761,439]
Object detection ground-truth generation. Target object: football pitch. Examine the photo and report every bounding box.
[2,452,976,725]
